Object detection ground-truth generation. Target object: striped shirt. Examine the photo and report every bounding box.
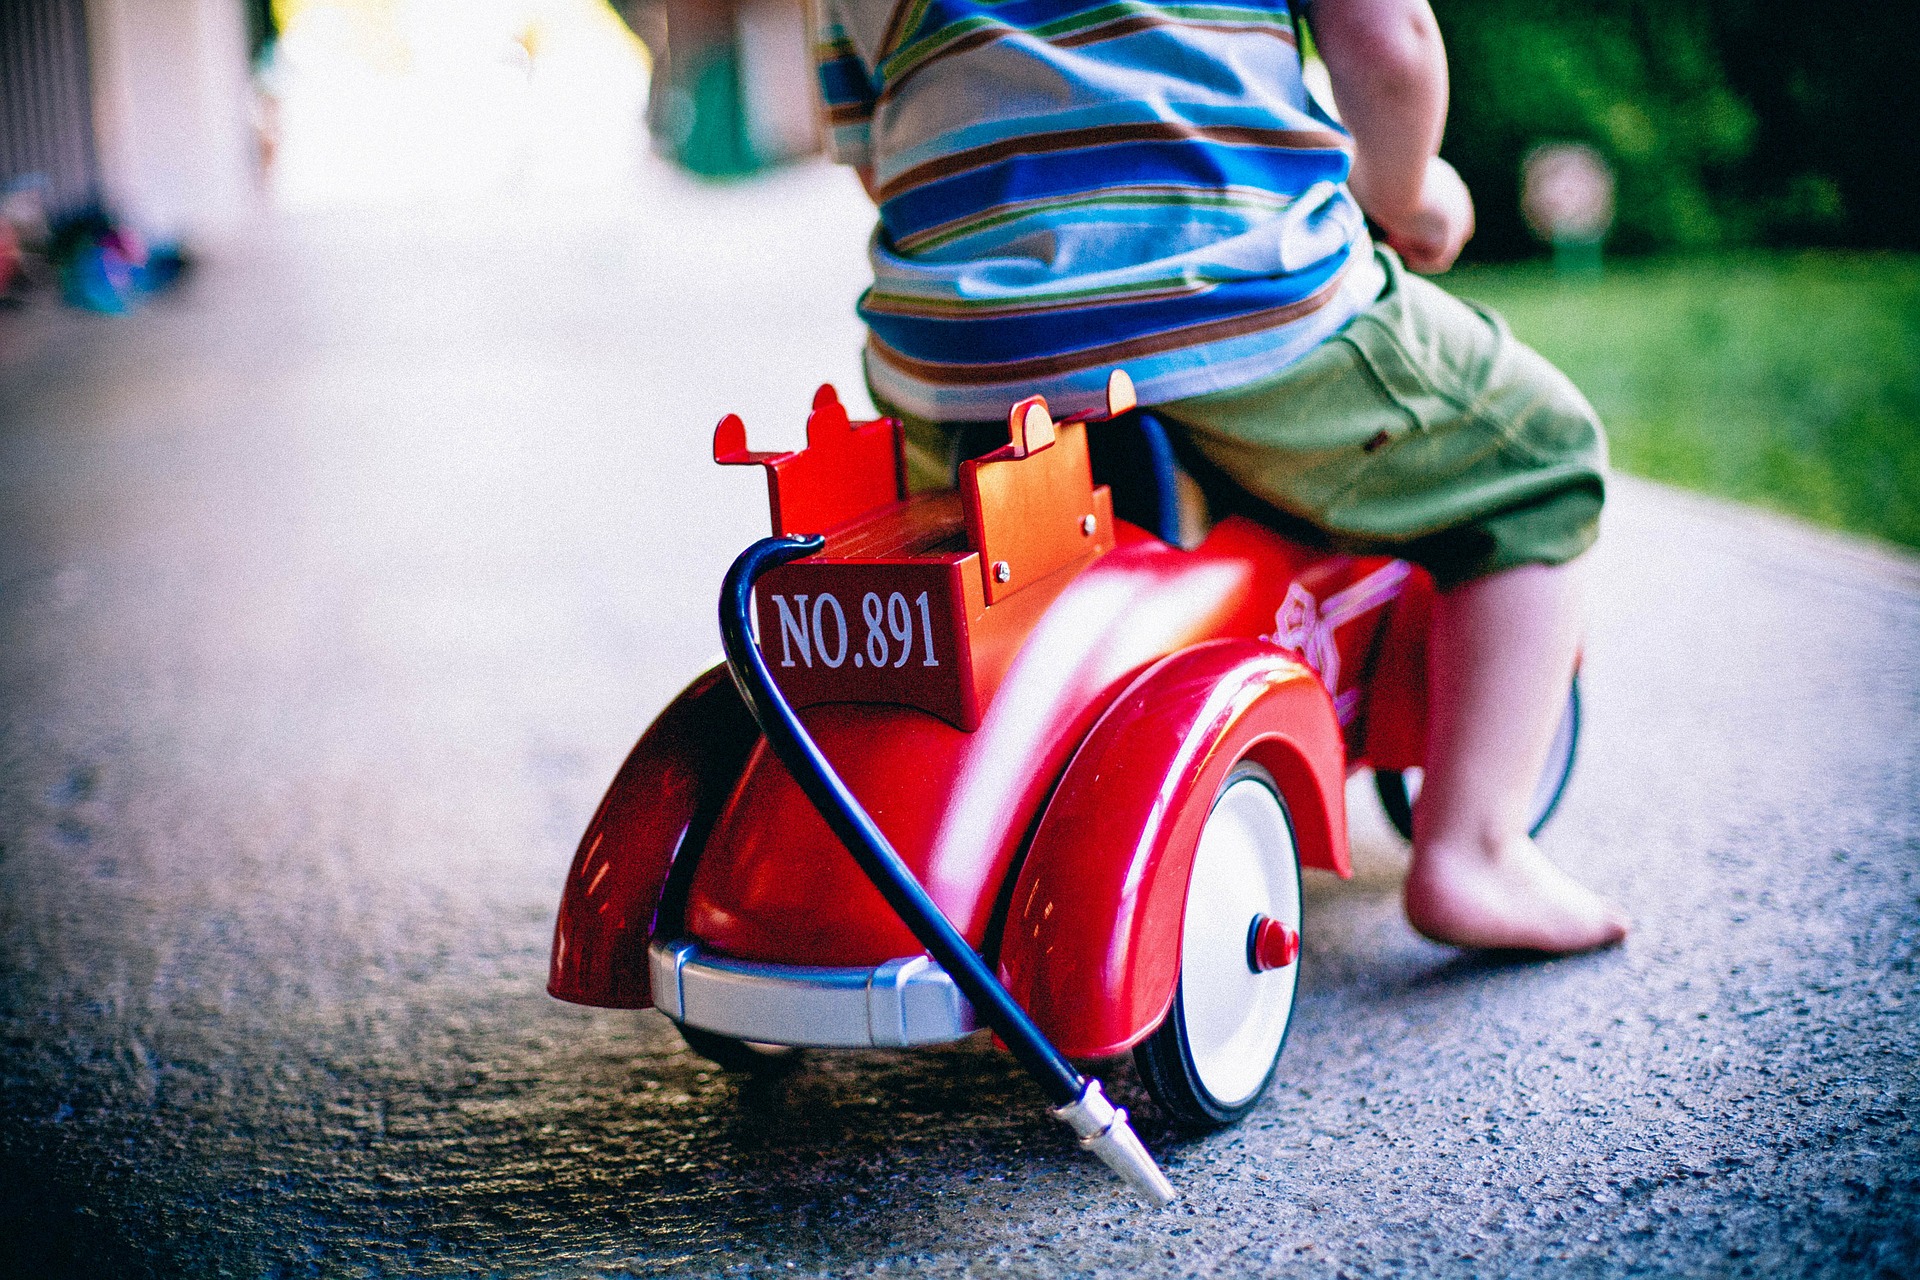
[815,0,1383,422]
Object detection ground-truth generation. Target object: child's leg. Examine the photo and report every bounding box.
[1405,555,1629,952]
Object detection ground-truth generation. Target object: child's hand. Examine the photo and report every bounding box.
[1314,0,1471,272]
[1371,156,1475,274]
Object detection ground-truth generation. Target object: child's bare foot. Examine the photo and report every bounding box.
[1403,836,1630,954]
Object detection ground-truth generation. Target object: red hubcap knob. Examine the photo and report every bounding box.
[1247,914,1299,973]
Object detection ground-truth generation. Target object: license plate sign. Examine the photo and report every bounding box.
[754,558,981,729]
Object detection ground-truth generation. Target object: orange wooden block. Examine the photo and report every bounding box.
[961,398,1110,605]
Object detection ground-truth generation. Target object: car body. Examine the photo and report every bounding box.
[546,374,1545,1128]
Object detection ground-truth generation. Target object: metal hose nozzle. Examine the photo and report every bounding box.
[1051,1080,1178,1207]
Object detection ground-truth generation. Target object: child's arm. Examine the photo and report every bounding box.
[1310,0,1474,272]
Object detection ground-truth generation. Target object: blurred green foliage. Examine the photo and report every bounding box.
[1432,0,1920,258]
[1448,254,1920,550]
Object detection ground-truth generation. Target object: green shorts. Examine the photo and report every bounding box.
[890,247,1607,590]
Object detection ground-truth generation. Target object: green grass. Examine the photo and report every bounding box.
[1443,252,1920,552]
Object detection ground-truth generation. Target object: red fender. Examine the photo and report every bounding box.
[548,666,760,1008]
[999,639,1349,1060]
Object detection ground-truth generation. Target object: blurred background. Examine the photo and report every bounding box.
[2,0,1915,543]
[3,3,1917,1273]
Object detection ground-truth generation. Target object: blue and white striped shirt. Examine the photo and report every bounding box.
[815,0,1381,421]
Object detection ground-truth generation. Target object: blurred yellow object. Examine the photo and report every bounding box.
[273,0,647,74]
[515,23,542,66]
[273,0,412,73]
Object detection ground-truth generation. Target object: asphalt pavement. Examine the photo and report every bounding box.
[2,162,1916,1278]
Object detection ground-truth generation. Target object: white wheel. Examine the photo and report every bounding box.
[1135,762,1302,1126]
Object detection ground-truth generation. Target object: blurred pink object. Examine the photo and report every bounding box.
[0,221,21,294]
[1521,143,1615,246]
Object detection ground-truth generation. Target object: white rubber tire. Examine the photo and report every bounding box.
[1135,762,1302,1126]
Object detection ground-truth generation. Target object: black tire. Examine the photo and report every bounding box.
[1134,763,1303,1128]
[676,1023,805,1075]
[1374,672,1582,843]
[1374,766,1417,843]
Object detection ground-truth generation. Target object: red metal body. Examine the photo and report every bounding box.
[550,381,1438,1055]
[547,664,758,1008]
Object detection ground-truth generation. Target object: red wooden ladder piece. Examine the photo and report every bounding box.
[714,384,907,538]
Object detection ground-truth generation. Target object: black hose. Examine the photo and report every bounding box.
[719,535,1087,1108]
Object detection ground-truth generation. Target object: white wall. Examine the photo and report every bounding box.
[85,0,259,244]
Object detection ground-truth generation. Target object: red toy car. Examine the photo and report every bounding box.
[548,372,1578,1204]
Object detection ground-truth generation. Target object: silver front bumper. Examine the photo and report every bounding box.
[649,940,979,1048]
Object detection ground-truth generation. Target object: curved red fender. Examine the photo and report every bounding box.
[548,666,761,1008]
[999,639,1350,1060]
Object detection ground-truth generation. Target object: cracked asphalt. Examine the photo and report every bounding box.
[2,162,1917,1278]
